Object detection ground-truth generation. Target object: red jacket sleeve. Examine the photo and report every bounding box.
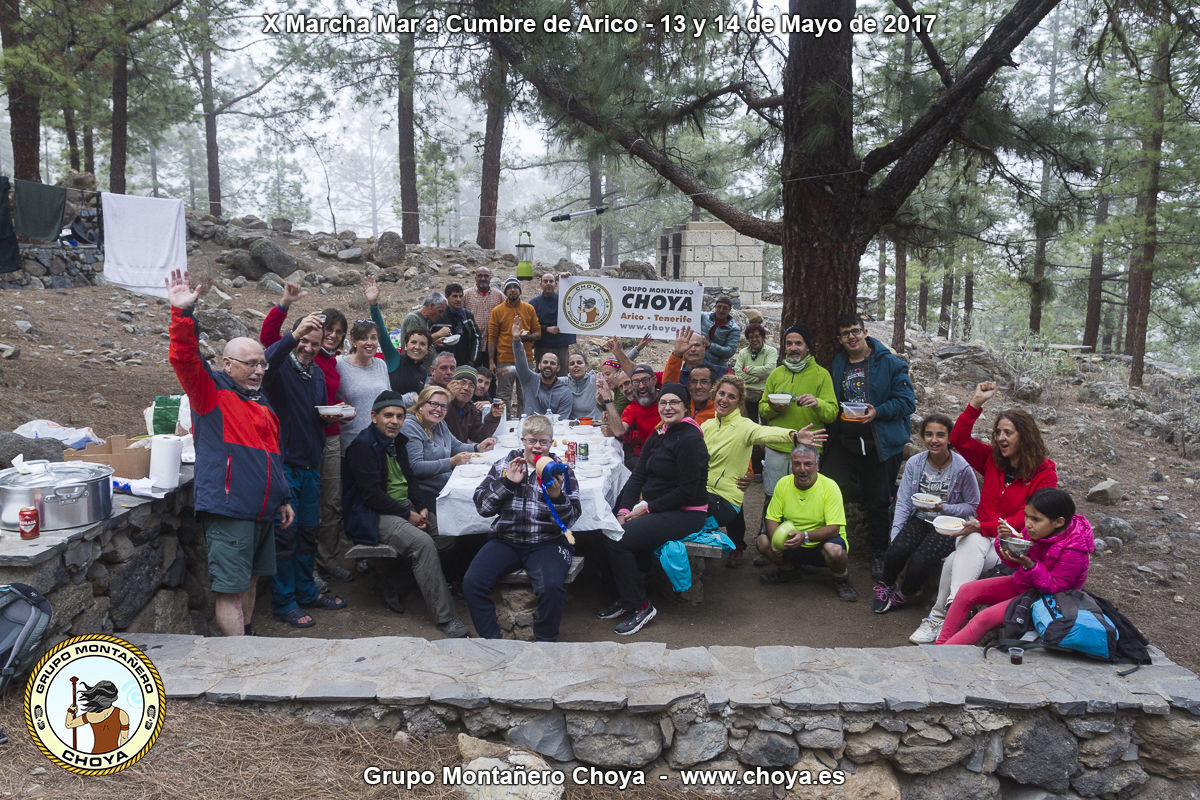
[260,304,286,347]
[950,404,992,474]
[168,307,219,415]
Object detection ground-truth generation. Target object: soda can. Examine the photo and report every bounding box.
[565,450,576,467]
[579,443,589,461]
[19,506,40,539]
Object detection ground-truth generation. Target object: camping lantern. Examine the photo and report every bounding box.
[516,230,534,280]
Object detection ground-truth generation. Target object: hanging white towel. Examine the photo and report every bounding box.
[101,192,186,298]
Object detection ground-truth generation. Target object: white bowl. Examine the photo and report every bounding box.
[911,493,940,510]
[932,515,966,536]
[442,334,461,345]
[767,393,793,404]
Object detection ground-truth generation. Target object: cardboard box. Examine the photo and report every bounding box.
[64,435,151,479]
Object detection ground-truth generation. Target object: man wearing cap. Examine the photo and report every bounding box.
[465,414,581,642]
[758,322,838,537]
[342,390,470,638]
[699,295,741,366]
[446,365,505,444]
[487,276,541,412]
[464,266,503,367]
[511,317,574,418]
[531,272,575,377]
[825,313,916,581]
[758,443,857,602]
[598,363,663,471]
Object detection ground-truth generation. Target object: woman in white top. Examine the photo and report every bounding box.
[336,319,390,452]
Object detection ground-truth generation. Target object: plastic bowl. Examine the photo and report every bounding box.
[767,393,793,405]
[911,492,940,510]
[999,536,1033,557]
[316,405,341,415]
[770,520,797,550]
[442,334,461,345]
[840,402,869,418]
[932,515,966,536]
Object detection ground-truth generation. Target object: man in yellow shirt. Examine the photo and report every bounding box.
[487,276,541,413]
[758,443,857,602]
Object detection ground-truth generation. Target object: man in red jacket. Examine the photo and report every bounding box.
[167,269,294,636]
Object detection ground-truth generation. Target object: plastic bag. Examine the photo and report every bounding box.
[12,420,104,450]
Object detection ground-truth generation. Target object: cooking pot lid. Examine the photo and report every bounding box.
[0,461,115,489]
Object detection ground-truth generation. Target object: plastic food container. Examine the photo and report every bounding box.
[932,515,966,536]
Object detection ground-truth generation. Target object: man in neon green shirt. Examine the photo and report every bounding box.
[758,443,857,602]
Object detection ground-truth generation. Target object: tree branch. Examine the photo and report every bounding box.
[75,0,185,71]
[891,0,954,87]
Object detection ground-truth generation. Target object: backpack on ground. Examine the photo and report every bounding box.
[993,588,1151,671]
[0,583,53,695]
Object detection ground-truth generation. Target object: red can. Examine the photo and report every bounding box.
[19,507,40,539]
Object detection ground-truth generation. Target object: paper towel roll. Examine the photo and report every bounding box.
[149,434,184,489]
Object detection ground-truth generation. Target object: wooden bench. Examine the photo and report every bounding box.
[676,542,727,604]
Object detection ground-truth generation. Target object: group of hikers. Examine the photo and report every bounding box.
[165,263,1093,644]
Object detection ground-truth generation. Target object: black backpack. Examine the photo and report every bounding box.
[0,583,53,695]
[994,588,1151,672]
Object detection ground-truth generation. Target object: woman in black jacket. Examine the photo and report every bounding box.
[599,382,709,635]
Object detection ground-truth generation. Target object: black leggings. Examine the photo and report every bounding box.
[882,515,957,596]
[605,510,707,610]
[708,493,747,551]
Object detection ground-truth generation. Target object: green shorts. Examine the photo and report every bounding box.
[202,513,276,594]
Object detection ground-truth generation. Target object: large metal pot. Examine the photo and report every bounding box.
[0,460,114,531]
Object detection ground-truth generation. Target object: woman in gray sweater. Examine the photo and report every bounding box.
[401,385,496,504]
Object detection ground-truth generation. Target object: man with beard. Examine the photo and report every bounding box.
[531,272,575,376]
[758,444,857,602]
[261,308,348,627]
[599,364,663,470]
[758,323,837,541]
[488,276,541,412]
[512,317,573,418]
[446,365,504,444]
[464,266,503,367]
[436,282,481,367]
[342,391,470,637]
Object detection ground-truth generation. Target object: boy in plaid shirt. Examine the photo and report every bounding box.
[464,415,581,641]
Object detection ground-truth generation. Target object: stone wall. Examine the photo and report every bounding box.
[0,245,106,290]
[659,221,764,307]
[0,472,210,642]
[126,633,1200,799]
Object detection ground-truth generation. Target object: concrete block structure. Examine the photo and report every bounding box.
[659,221,763,307]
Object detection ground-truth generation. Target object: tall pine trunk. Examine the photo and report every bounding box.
[891,238,907,352]
[476,44,506,248]
[0,0,40,180]
[1028,10,1058,334]
[64,106,81,171]
[1082,130,1113,351]
[938,243,955,338]
[397,0,419,244]
[1127,36,1169,387]
[588,159,602,269]
[876,240,886,320]
[110,47,129,194]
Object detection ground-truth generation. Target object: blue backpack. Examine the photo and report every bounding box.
[996,588,1150,669]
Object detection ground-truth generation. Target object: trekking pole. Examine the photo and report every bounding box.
[70,676,78,750]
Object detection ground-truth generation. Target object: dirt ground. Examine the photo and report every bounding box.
[1,258,1198,795]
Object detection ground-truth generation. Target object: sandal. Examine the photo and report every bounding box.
[760,568,802,585]
[273,608,316,628]
[301,593,347,611]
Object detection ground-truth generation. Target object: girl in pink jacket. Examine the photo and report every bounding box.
[935,488,1094,645]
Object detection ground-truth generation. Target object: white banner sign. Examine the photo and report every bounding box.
[557,276,703,340]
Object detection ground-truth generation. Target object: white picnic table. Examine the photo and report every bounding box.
[435,424,630,540]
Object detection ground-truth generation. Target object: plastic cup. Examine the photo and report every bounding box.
[1009,647,1024,665]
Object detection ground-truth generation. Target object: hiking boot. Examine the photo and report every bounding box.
[437,618,470,638]
[869,555,886,582]
[834,577,858,602]
[752,554,770,567]
[320,564,355,583]
[382,590,406,615]
[872,582,891,613]
[355,558,370,574]
[909,617,942,644]
[614,604,657,636]
[596,601,625,620]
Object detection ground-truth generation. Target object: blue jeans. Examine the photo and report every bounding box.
[271,466,321,615]
[463,537,574,641]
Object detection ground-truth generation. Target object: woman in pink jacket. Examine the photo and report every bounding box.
[935,488,1094,645]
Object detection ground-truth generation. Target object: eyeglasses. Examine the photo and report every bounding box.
[659,399,684,407]
[226,357,269,370]
[522,436,552,446]
[688,378,712,386]
[839,327,866,339]
[424,401,448,410]
[631,376,655,385]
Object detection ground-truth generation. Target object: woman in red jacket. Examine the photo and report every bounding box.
[910,381,1057,644]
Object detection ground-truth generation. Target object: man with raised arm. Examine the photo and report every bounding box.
[166,269,293,636]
